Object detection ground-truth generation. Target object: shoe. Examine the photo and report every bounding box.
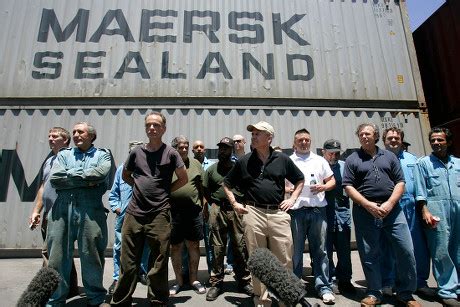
[138,273,148,285]
[191,281,206,294]
[397,295,421,307]
[224,263,234,275]
[108,280,117,295]
[338,281,356,294]
[416,286,436,298]
[322,292,335,304]
[382,286,393,296]
[360,295,381,307]
[67,286,80,298]
[206,286,222,301]
[442,298,460,307]
[169,284,181,296]
[238,283,254,296]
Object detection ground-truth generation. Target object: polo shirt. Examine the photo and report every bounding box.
[224,147,304,204]
[342,146,405,202]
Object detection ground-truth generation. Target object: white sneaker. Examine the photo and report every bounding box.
[322,292,336,304]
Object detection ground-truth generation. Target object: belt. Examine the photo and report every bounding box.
[214,200,233,211]
[245,200,279,210]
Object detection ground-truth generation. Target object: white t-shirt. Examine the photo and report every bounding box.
[289,152,333,209]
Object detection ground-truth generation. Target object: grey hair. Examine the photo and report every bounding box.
[75,122,97,142]
[171,135,189,149]
[356,123,379,143]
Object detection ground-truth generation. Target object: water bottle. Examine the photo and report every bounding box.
[309,174,317,185]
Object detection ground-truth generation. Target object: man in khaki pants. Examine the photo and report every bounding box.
[223,121,304,306]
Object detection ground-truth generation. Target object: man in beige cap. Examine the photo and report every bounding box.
[223,121,305,306]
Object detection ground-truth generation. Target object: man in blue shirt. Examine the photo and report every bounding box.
[322,139,355,295]
[414,127,460,307]
[380,128,432,298]
[343,123,419,307]
[48,122,112,306]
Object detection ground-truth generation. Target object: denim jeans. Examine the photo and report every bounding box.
[353,204,417,300]
[113,214,150,280]
[290,206,332,295]
[326,224,352,283]
[381,196,431,289]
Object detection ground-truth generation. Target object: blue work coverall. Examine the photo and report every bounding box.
[414,154,460,299]
[47,146,111,306]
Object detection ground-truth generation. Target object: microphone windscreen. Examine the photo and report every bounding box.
[17,266,61,307]
[247,247,306,305]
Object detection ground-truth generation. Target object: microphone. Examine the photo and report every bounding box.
[17,267,61,307]
[247,247,315,307]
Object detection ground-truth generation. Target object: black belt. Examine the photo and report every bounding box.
[214,200,233,211]
[245,200,279,210]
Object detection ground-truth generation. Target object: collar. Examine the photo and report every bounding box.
[75,145,96,154]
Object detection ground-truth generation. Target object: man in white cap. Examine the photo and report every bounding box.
[223,121,304,307]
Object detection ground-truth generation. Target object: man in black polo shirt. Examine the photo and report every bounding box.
[223,121,304,306]
[342,123,419,307]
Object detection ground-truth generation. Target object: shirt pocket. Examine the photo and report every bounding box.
[406,164,415,180]
[428,174,441,188]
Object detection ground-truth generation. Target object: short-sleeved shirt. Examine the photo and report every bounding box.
[204,161,243,203]
[224,148,304,204]
[125,143,184,217]
[342,146,405,202]
[42,154,58,215]
[170,158,203,214]
[290,152,333,209]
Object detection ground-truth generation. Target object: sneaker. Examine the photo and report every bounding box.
[416,286,436,298]
[191,281,206,294]
[360,295,381,307]
[224,263,234,275]
[442,298,460,307]
[382,286,393,296]
[238,283,254,296]
[396,295,421,307]
[206,286,222,301]
[322,292,336,304]
[338,281,356,294]
[108,280,117,295]
[169,284,181,296]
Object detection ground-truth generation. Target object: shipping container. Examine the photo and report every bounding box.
[0,0,431,255]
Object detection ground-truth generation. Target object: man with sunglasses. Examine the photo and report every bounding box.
[342,123,419,307]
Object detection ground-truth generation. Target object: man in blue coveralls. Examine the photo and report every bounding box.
[380,127,433,298]
[47,122,112,306]
[414,127,460,307]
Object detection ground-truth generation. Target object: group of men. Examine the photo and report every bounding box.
[28,114,459,307]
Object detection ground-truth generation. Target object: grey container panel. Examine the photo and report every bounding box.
[0,106,427,250]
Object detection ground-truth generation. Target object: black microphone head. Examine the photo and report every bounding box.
[247,247,306,305]
[17,266,61,307]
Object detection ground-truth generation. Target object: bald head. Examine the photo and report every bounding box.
[192,140,206,163]
[232,134,246,157]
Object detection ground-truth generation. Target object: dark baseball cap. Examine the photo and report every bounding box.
[217,137,234,147]
[323,139,341,152]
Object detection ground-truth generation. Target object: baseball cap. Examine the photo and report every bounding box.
[246,121,275,135]
[323,139,341,152]
[217,137,234,147]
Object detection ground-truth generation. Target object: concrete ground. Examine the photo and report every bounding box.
[3,251,442,306]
